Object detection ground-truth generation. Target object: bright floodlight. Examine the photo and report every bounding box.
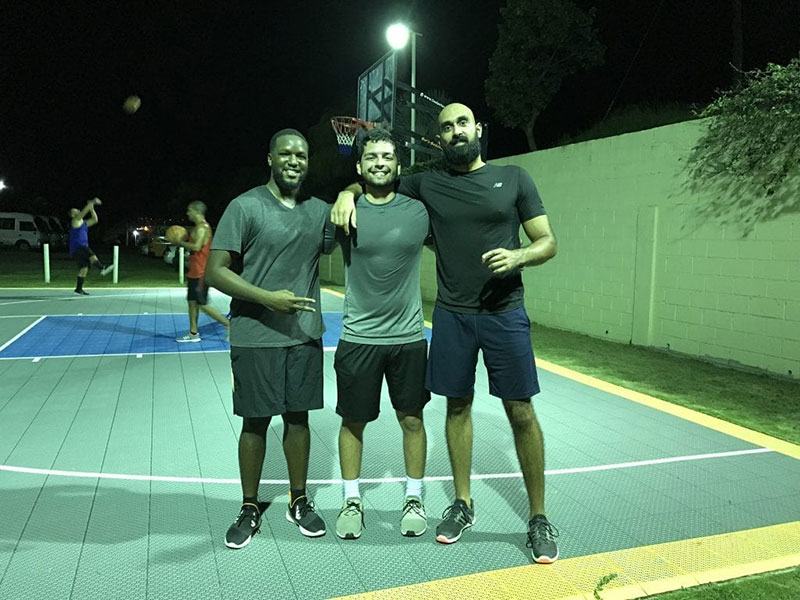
[386,23,410,49]
[0,180,6,192]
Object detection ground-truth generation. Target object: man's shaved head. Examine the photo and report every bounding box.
[438,103,476,128]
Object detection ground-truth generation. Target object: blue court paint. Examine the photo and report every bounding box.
[0,312,353,358]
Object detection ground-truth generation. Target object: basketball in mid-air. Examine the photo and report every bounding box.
[123,95,141,114]
[166,225,188,244]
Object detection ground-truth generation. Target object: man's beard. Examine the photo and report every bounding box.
[442,134,481,166]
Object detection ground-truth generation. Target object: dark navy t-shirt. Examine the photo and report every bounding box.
[399,163,546,314]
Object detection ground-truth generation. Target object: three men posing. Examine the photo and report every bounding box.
[208,103,559,563]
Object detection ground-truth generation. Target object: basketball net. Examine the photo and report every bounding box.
[330,116,374,156]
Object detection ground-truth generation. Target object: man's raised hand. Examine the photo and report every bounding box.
[263,290,316,313]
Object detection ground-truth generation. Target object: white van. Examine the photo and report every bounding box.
[0,212,48,250]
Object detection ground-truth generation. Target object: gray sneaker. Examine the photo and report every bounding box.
[435,499,475,544]
[335,497,364,539]
[176,332,201,343]
[400,496,427,537]
[100,265,113,276]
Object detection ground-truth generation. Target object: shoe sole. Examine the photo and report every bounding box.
[224,527,260,549]
[176,339,201,343]
[531,552,559,564]
[435,520,474,544]
[336,530,361,540]
[401,525,427,537]
[285,510,326,537]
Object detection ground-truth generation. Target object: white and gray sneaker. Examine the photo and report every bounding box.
[336,497,364,539]
[400,496,427,537]
[176,332,201,343]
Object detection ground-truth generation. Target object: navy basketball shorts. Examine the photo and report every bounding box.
[72,246,96,269]
[425,305,540,400]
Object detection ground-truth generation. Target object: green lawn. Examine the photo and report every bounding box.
[1,259,797,599]
[0,246,184,288]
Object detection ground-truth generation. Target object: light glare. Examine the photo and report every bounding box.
[386,23,410,49]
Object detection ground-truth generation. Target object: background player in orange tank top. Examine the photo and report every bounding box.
[175,201,230,342]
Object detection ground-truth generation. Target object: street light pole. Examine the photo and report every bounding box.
[410,32,417,166]
[386,23,420,166]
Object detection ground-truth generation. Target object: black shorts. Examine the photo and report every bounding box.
[187,278,208,305]
[426,306,540,400]
[334,339,430,422]
[72,246,96,269]
[231,340,323,418]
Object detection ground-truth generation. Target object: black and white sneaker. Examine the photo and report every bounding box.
[224,503,261,549]
[286,495,326,537]
[527,514,559,563]
[435,499,475,544]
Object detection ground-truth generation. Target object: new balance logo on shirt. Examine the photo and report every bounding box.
[493,182,503,188]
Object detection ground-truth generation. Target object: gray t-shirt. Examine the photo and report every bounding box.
[338,193,429,345]
[212,185,330,347]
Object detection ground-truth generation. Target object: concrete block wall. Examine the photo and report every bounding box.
[493,120,800,379]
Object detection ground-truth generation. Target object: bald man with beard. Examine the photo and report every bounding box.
[331,103,560,563]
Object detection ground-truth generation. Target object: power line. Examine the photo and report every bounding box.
[601,0,666,122]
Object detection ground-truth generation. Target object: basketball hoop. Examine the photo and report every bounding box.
[330,116,374,156]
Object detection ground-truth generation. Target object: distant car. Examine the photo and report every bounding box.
[148,226,171,258]
[0,212,47,250]
[45,216,68,250]
[163,245,190,271]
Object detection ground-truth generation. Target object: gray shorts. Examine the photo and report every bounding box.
[231,340,324,418]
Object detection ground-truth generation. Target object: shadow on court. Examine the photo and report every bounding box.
[0,483,531,565]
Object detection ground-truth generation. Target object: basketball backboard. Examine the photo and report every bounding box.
[357,51,396,128]
[355,50,489,164]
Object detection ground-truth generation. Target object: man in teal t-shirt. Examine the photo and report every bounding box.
[333,128,431,540]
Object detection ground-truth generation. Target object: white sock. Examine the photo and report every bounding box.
[343,478,360,500]
[405,476,423,499]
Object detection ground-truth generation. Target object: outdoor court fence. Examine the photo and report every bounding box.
[39,243,187,285]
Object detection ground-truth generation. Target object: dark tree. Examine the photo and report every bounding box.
[486,0,604,150]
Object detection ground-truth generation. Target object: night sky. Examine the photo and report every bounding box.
[1,0,798,223]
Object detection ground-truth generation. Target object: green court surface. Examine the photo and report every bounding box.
[1,289,798,600]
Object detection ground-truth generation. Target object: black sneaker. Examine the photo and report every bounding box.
[285,495,326,537]
[225,503,261,549]
[527,514,559,563]
[74,289,89,295]
[435,499,475,544]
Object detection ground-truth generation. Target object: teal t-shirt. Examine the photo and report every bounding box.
[338,193,429,345]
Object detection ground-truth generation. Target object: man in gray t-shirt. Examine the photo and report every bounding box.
[332,128,431,540]
[206,128,330,549]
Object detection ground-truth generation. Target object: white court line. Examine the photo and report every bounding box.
[2,347,338,361]
[0,448,773,485]
[0,290,189,307]
[0,312,187,318]
[0,316,45,352]
[0,349,231,361]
